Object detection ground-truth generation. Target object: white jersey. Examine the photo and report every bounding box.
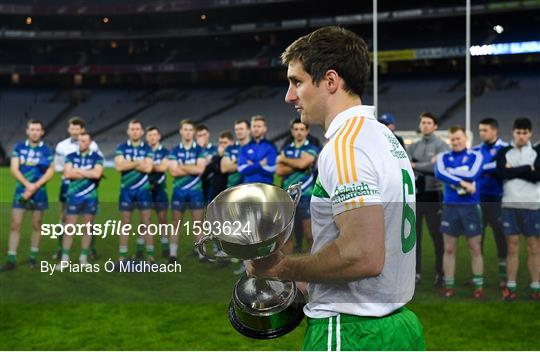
[54,137,100,172]
[305,105,416,318]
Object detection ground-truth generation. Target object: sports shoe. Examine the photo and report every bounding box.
[147,256,156,265]
[28,258,37,269]
[168,256,177,264]
[473,288,485,300]
[530,291,540,301]
[440,287,455,298]
[134,250,144,260]
[502,287,517,301]
[2,262,16,271]
[51,249,61,260]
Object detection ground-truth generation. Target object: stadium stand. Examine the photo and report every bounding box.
[1,71,538,159]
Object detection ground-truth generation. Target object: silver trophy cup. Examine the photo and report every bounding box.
[195,182,306,339]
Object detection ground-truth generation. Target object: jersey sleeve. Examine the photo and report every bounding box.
[65,152,74,165]
[144,145,154,159]
[43,145,54,166]
[53,142,65,172]
[115,143,124,157]
[11,143,21,158]
[322,141,382,217]
[95,153,104,165]
[224,146,233,159]
[168,148,178,162]
[434,153,462,186]
[303,144,320,158]
[197,146,206,160]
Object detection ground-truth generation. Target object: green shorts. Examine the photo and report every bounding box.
[302,307,425,351]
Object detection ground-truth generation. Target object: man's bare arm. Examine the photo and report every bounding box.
[280,153,315,170]
[114,155,139,172]
[249,205,385,283]
[10,158,32,188]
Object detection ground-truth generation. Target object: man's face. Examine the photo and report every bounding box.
[218,137,233,156]
[127,122,144,142]
[180,123,195,142]
[146,129,161,146]
[26,123,44,143]
[449,130,467,152]
[251,120,267,139]
[285,60,326,126]
[78,135,91,152]
[478,124,498,143]
[234,123,249,140]
[291,122,308,142]
[419,117,437,136]
[68,124,83,140]
[196,129,210,147]
[513,128,532,147]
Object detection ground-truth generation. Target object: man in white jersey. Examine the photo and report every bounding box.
[53,117,100,259]
[248,26,425,350]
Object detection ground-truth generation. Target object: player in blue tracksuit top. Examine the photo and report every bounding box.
[434,126,485,299]
[237,115,277,184]
[472,117,508,286]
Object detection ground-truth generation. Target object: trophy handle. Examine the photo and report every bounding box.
[287,183,302,208]
[195,235,218,262]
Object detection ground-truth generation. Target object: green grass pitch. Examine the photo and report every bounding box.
[0,167,539,350]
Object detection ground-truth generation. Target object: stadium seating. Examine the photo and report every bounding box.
[1,73,538,160]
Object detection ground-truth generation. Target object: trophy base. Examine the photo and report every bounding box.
[228,288,306,339]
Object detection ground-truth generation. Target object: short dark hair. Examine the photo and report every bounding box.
[251,115,266,125]
[129,119,144,129]
[27,119,44,129]
[449,125,466,134]
[234,120,250,129]
[290,118,308,129]
[479,117,498,129]
[196,124,209,132]
[79,132,92,140]
[419,112,438,125]
[146,125,160,134]
[281,26,371,97]
[219,131,234,141]
[513,117,532,131]
[180,119,195,128]
[281,26,370,97]
[68,117,86,128]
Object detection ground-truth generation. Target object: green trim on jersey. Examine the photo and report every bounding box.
[312,177,330,199]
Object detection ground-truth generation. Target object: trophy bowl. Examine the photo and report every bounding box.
[195,182,305,339]
[196,182,301,260]
[228,275,306,339]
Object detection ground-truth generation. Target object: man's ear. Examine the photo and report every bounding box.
[325,69,339,94]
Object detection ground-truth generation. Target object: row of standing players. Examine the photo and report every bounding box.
[3,113,539,300]
[2,115,321,275]
[390,112,540,301]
